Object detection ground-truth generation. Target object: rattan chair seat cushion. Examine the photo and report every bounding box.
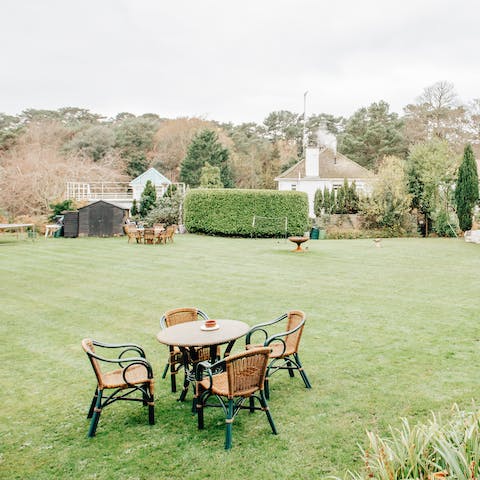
[246,343,295,358]
[101,364,153,389]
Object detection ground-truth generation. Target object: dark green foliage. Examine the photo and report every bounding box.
[322,186,332,214]
[314,189,323,216]
[164,184,178,197]
[130,199,138,216]
[139,180,157,217]
[65,125,115,161]
[338,101,407,171]
[49,199,74,221]
[180,130,233,188]
[184,189,309,237]
[114,116,160,177]
[455,144,479,231]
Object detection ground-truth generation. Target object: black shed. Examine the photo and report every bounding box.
[77,201,128,237]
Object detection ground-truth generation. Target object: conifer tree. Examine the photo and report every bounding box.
[314,188,323,216]
[180,129,233,188]
[322,186,331,214]
[455,144,479,231]
[139,180,157,217]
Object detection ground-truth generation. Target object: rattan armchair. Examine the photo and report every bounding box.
[81,339,154,437]
[196,347,277,449]
[245,310,311,399]
[159,307,215,394]
[159,224,176,244]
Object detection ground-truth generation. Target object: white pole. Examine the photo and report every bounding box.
[303,91,308,157]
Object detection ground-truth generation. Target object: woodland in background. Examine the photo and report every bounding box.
[0,81,479,224]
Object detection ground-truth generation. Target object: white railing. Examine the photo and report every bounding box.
[66,182,185,202]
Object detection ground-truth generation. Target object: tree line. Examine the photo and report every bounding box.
[0,81,479,229]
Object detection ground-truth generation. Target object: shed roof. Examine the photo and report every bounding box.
[78,200,129,211]
[275,147,375,181]
[129,167,171,186]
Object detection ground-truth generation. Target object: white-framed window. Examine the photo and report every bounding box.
[291,184,297,191]
[332,183,342,191]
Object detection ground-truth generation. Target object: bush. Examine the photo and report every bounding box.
[433,209,458,237]
[183,189,309,237]
[144,193,182,226]
[49,199,74,221]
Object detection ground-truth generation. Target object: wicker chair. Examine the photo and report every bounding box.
[160,307,216,394]
[159,224,176,244]
[125,225,139,244]
[143,227,156,244]
[245,310,311,399]
[196,347,277,450]
[81,339,154,437]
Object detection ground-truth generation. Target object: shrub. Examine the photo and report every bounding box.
[433,208,458,237]
[144,192,182,226]
[49,199,74,221]
[183,189,309,237]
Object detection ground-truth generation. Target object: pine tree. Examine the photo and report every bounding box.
[330,189,337,214]
[180,129,233,188]
[131,199,138,216]
[314,189,323,216]
[455,144,479,231]
[139,180,157,217]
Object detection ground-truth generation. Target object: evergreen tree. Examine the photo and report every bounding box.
[322,186,331,214]
[336,185,347,214]
[131,199,138,216]
[180,129,233,188]
[139,180,157,217]
[200,162,223,188]
[314,189,323,216]
[330,189,337,213]
[455,144,479,231]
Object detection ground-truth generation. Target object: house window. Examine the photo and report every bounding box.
[291,184,297,191]
[332,183,342,191]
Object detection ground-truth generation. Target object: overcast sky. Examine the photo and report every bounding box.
[2,0,480,124]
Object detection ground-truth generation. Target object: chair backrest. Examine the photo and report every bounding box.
[143,228,155,242]
[165,225,176,239]
[82,338,105,388]
[225,347,271,398]
[284,310,306,353]
[162,307,208,328]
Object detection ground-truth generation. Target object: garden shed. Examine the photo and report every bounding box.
[77,201,129,237]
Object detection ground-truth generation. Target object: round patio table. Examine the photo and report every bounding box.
[157,319,250,405]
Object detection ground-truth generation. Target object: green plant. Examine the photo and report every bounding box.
[433,209,458,237]
[130,199,139,216]
[314,188,323,216]
[144,192,182,226]
[183,189,309,237]
[49,199,74,220]
[139,180,157,217]
[455,144,479,231]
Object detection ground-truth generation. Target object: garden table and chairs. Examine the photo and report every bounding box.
[156,316,250,411]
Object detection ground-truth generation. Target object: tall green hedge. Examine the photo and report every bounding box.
[183,189,309,237]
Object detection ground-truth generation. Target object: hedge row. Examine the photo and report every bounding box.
[183,189,309,237]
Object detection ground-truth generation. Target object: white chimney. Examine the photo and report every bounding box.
[305,147,319,177]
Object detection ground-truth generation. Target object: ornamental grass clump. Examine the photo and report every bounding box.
[346,405,480,480]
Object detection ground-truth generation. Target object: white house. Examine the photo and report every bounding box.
[129,167,172,201]
[275,145,375,217]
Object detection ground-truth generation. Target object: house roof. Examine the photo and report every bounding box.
[129,167,171,186]
[275,147,375,181]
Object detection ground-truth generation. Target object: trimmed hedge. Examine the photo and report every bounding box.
[183,189,309,237]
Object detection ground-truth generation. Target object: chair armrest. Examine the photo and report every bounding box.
[122,358,154,383]
[91,340,146,358]
[245,313,288,345]
[87,351,153,376]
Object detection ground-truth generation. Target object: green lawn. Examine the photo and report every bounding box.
[1,234,479,479]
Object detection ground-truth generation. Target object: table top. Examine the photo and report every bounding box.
[156,319,250,347]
